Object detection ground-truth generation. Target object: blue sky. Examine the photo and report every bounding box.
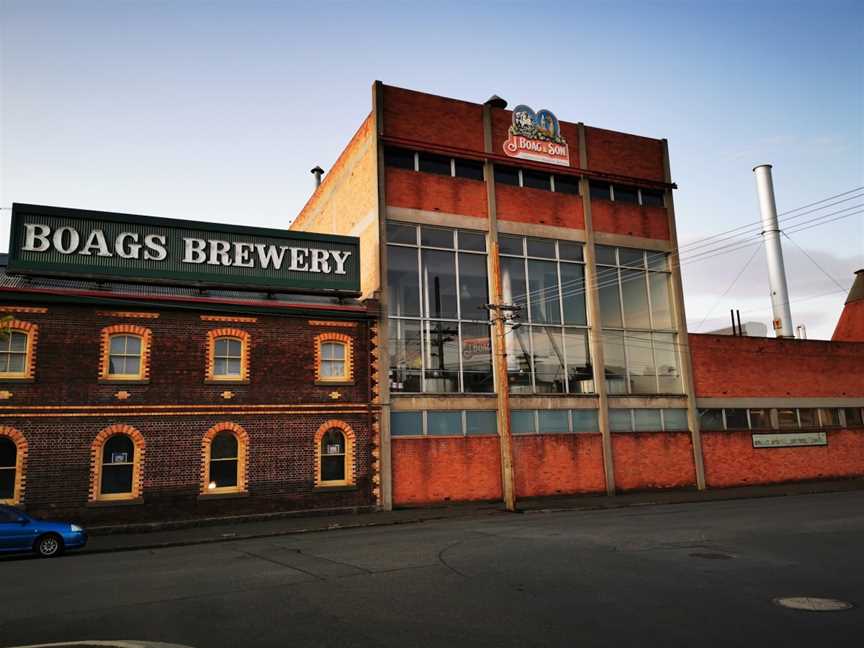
[1,0,862,338]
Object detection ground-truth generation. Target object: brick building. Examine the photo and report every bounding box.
[0,204,380,522]
[291,82,864,509]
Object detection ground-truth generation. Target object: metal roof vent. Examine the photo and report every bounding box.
[311,166,324,188]
[484,95,507,109]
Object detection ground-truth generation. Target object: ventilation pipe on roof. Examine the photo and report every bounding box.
[753,164,794,338]
[311,166,324,189]
[485,95,507,109]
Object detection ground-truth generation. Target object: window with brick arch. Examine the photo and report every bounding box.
[0,437,16,501]
[213,337,243,378]
[108,335,143,378]
[207,432,240,491]
[0,331,28,376]
[320,429,346,483]
[320,342,346,380]
[100,435,136,497]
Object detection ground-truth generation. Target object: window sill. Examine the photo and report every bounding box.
[315,380,355,387]
[98,379,150,385]
[204,379,250,385]
[198,491,249,501]
[314,484,358,492]
[87,497,144,508]
[0,377,34,383]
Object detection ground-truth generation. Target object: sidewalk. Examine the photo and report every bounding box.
[81,478,864,555]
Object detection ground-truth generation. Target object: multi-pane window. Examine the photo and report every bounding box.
[609,408,689,432]
[320,429,346,482]
[387,223,492,393]
[108,335,142,378]
[698,406,857,430]
[391,410,499,437]
[0,331,28,376]
[0,437,16,501]
[511,409,599,434]
[208,432,239,490]
[213,337,243,378]
[100,435,135,497]
[320,342,346,379]
[596,246,679,395]
[492,165,581,194]
[500,235,593,394]
[590,181,665,207]
[384,146,484,181]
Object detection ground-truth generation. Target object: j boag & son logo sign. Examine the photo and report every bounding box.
[7,203,360,294]
[502,105,570,166]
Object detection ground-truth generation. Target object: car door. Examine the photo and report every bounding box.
[0,507,35,551]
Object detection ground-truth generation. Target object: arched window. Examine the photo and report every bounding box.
[100,325,151,381]
[0,427,27,505]
[314,333,353,383]
[89,424,145,502]
[0,320,38,380]
[201,422,249,494]
[206,329,250,382]
[314,420,356,488]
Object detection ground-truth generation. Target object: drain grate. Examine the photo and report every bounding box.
[774,597,853,612]
[689,552,734,560]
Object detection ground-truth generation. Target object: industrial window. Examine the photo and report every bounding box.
[418,151,452,176]
[818,408,841,427]
[0,320,37,380]
[206,329,250,382]
[748,408,772,429]
[383,146,415,170]
[699,409,724,431]
[390,410,499,437]
[99,325,151,381]
[641,189,665,208]
[843,408,863,427]
[522,169,552,191]
[609,409,689,433]
[494,165,521,187]
[314,333,353,383]
[613,185,639,204]
[201,423,248,495]
[500,235,593,394]
[314,421,356,487]
[596,246,678,395]
[0,427,26,505]
[797,408,818,428]
[387,225,491,394]
[510,409,599,435]
[554,175,581,195]
[454,159,484,181]
[90,425,145,502]
[589,180,612,201]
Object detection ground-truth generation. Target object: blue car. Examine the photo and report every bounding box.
[0,505,87,557]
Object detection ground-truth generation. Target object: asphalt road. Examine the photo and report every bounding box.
[2,491,863,648]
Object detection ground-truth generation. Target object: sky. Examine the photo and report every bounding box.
[1,0,862,339]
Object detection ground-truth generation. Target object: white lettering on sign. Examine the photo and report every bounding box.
[22,223,352,277]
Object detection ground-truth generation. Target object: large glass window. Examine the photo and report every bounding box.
[597,246,679,394]
[500,235,593,394]
[387,224,491,393]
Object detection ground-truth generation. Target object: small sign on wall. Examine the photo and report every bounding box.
[503,105,570,167]
[752,432,827,449]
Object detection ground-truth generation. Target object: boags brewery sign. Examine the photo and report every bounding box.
[502,104,570,166]
[7,204,360,294]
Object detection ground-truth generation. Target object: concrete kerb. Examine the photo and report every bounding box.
[38,479,864,557]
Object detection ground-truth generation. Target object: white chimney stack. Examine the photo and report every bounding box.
[753,164,794,338]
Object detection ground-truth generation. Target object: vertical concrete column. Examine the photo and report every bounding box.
[483,104,516,511]
[577,124,616,496]
[661,139,706,491]
[373,81,394,510]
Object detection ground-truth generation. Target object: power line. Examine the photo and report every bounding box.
[781,231,851,295]
[692,245,763,333]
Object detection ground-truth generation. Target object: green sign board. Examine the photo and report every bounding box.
[7,203,360,294]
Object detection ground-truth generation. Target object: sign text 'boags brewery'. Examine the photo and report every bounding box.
[7,204,360,293]
[502,104,570,167]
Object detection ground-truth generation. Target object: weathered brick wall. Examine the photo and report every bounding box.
[496,185,585,230]
[690,334,864,398]
[832,300,864,342]
[612,432,697,491]
[513,434,606,497]
[703,429,864,488]
[585,126,666,182]
[385,167,488,218]
[391,436,502,505]
[590,201,670,240]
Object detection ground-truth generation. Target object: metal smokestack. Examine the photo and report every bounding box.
[311,166,324,189]
[753,164,794,338]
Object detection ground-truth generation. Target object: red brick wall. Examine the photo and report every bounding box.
[590,201,670,240]
[703,429,864,488]
[612,432,697,491]
[585,127,666,182]
[832,300,864,342]
[383,86,484,153]
[513,434,606,497]
[386,167,488,218]
[391,436,502,505]
[690,334,864,398]
[496,185,585,229]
